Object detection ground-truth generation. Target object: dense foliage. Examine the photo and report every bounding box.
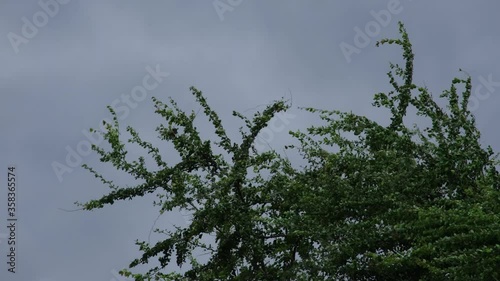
[79,22,500,280]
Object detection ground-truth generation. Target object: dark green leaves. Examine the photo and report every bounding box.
[80,22,499,280]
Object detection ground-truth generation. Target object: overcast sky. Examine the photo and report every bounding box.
[1,1,500,280]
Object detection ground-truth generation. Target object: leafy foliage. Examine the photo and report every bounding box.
[79,22,500,280]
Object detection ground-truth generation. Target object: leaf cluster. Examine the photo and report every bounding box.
[80,22,500,280]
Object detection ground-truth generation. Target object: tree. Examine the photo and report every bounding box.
[287,22,500,280]
[79,22,500,280]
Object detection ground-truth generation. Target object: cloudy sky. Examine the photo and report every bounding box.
[1,1,500,280]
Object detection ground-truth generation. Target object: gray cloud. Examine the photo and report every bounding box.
[1,1,500,280]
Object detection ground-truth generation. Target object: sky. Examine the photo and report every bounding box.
[1,1,500,280]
